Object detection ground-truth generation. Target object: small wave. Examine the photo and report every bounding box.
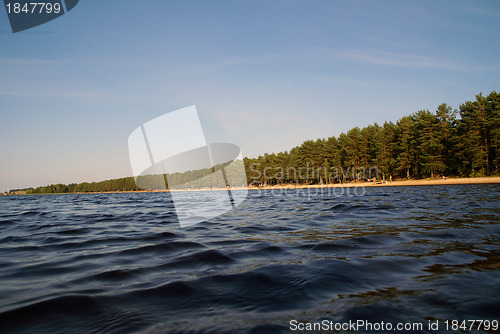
[0,295,101,333]
[117,241,205,256]
[231,245,287,259]
[92,268,145,281]
[130,280,198,298]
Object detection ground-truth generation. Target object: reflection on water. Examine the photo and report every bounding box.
[0,184,499,333]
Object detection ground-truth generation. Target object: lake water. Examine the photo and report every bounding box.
[0,184,499,333]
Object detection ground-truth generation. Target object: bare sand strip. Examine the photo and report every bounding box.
[254,176,500,190]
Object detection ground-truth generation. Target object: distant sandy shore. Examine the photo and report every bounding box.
[255,176,500,190]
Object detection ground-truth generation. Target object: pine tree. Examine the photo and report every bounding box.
[395,116,414,179]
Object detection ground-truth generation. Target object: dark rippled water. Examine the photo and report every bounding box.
[1,185,499,333]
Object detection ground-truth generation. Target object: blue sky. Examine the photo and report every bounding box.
[1,0,499,191]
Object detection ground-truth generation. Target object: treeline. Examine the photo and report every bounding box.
[244,91,500,185]
[25,161,247,194]
[26,177,139,194]
[135,160,246,190]
[22,90,499,194]
[7,188,31,194]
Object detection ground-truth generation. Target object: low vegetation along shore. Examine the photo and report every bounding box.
[4,90,499,195]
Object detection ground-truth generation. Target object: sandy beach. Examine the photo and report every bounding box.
[252,176,500,190]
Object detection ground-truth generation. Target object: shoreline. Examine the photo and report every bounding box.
[4,176,500,195]
[259,176,500,190]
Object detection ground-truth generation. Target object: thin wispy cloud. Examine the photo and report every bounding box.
[356,35,415,50]
[190,53,296,72]
[463,4,500,19]
[337,49,464,70]
[0,55,136,66]
[0,89,101,99]
[195,47,477,73]
[0,57,80,65]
